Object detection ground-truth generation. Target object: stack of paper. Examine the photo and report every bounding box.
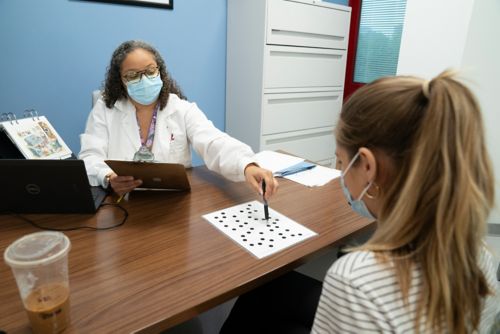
[254,150,304,173]
[285,164,340,187]
[254,151,340,187]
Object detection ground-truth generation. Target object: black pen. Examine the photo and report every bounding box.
[263,180,269,220]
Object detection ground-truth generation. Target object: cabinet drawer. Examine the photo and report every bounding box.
[261,128,335,163]
[267,0,350,49]
[264,46,347,89]
[262,91,342,135]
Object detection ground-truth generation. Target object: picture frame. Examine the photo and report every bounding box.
[87,0,173,9]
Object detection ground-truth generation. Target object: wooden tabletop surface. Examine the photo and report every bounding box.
[0,166,373,333]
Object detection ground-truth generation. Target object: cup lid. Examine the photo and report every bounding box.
[4,232,71,268]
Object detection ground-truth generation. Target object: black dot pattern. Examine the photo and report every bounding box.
[204,201,316,258]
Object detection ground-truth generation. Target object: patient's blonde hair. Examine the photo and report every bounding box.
[336,70,495,333]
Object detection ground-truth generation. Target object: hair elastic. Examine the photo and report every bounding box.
[422,79,431,99]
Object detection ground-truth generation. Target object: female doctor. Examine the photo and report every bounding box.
[79,40,278,198]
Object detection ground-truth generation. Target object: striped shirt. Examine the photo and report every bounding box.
[311,248,499,333]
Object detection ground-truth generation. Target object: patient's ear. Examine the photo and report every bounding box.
[358,147,377,183]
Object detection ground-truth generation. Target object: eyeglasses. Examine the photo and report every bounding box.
[122,66,160,84]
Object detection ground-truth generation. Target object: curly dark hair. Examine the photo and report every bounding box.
[102,40,186,109]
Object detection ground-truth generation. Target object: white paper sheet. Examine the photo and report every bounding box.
[285,165,341,187]
[254,150,340,187]
[254,151,304,173]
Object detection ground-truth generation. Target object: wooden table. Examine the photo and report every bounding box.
[0,166,373,333]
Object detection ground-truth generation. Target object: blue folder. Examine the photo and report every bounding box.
[274,161,316,177]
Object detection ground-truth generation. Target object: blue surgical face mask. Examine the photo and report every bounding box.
[126,75,163,105]
[340,152,376,220]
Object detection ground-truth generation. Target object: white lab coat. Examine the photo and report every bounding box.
[79,94,255,187]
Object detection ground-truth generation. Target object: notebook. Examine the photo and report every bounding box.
[0,111,72,160]
[105,160,191,191]
[0,159,107,214]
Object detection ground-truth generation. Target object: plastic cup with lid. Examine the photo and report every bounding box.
[4,231,71,334]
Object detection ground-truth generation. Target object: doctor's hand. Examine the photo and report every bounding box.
[108,173,143,196]
[244,164,278,200]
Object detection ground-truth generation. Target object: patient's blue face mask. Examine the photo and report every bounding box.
[126,75,163,106]
[340,152,376,220]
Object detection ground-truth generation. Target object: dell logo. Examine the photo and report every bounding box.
[25,184,41,195]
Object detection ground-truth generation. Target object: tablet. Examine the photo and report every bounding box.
[105,160,190,191]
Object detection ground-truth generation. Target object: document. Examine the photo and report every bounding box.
[254,150,304,173]
[285,165,341,187]
[254,151,340,187]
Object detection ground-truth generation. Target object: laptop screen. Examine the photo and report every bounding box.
[0,159,106,214]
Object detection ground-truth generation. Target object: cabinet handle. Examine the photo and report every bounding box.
[268,95,339,104]
[271,29,345,42]
[270,50,342,59]
[266,131,333,145]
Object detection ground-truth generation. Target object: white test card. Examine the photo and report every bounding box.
[203,200,317,259]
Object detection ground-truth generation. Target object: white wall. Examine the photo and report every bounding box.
[461,0,500,225]
[397,0,475,78]
[397,0,500,225]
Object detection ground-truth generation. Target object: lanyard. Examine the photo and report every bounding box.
[136,105,159,150]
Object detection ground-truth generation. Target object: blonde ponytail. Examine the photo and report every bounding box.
[337,70,495,333]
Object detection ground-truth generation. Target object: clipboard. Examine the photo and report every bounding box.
[105,160,191,191]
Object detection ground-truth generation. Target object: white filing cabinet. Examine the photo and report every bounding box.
[226,0,351,166]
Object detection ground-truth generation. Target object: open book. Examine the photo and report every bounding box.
[0,111,72,160]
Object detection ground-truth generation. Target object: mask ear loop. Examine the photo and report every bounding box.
[345,151,379,200]
[342,151,360,177]
[357,181,373,201]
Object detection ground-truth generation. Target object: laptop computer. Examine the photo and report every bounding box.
[0,130,24,159]
[0,159,107,214]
